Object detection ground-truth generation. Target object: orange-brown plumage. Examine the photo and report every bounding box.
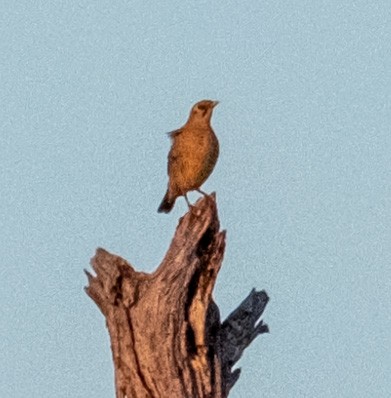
[158,100,220,213]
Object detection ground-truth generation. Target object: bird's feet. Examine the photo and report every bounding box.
[196,189,209,197]
[184,195,201,216]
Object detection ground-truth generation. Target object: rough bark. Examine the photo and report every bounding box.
[85,194,269,398]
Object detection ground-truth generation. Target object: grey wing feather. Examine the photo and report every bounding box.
[167,128,183,140]
[167,147,175,175]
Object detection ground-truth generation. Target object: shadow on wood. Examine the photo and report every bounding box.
[85,194,269,398]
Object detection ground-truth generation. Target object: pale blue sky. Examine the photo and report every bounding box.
[1,1,390,397]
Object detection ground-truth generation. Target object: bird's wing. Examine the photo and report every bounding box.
[167,142,180,176]
[167,129,183,175]
[168,128,188,177]
[167,127,186,176]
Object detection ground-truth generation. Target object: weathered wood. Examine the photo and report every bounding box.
[85,194,269,397]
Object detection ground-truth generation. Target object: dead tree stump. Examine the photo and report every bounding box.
[85,194,269,398]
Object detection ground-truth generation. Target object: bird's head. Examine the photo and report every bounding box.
[188,100,219,126]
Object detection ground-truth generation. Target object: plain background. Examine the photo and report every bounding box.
[1,1,390,397]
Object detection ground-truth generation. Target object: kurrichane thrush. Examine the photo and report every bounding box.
[158,100,220,213]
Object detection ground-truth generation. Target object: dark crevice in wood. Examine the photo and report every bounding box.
[186,324,197,357]
[196,226,215,257]
[186,267,203,317]
[113,275,123,305]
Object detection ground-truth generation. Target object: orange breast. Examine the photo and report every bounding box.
[169,128,219,195]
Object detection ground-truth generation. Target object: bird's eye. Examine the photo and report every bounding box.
[197,104,207,111]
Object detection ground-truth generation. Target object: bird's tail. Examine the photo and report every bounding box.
[158,191,176,213]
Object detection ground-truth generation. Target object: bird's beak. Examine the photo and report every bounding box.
[212,101,219,108]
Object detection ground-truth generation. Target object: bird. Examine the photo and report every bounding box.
[158,100,220,213]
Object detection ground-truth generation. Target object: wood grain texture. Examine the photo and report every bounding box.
[85,194,269,397]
